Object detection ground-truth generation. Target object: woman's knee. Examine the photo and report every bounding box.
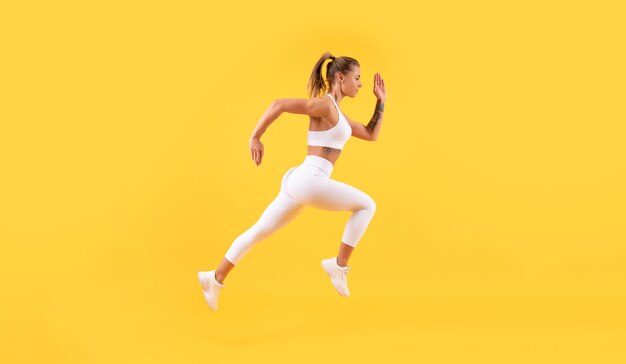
[369,198,377,214]
[362,195,376,214]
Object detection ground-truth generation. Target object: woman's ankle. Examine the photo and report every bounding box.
[336,257,349,267]
[215,271,226,284]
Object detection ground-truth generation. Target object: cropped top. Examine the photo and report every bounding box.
[307,93,352,150]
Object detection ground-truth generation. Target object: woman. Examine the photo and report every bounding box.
[198,52,386,310]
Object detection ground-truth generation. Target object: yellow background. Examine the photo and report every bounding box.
[1,0,625,362]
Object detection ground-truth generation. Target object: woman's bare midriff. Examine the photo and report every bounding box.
[307,145,341,165]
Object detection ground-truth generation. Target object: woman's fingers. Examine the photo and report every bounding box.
[252,148,262,165]
[249,139,264,166]
[375,73,382,88]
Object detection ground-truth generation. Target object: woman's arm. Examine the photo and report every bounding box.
[250,100,282,140]
[345,98,385,141]
[248,98,328,166]
[367,99,385,141]
[249,100,281,167]
[250,98,328,140]
[369,73,386,141]
[345,73,387,141]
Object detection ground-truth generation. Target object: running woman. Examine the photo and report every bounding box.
[199,52,386,310]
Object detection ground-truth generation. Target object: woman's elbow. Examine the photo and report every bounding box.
[271,99,281,111]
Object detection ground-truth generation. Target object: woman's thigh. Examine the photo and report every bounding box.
[252,191,305,238]
[283,164,375,212]
[307,178,376,212]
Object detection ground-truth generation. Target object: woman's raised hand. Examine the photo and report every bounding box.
[374,73,386,101]
[249,137,264,166]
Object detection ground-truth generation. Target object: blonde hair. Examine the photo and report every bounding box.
[306,52,360,99]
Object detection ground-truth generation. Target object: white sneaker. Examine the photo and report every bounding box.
[321,257,351,297]
[198,270,224,310]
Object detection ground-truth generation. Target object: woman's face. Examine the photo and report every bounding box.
[340,67,362,97]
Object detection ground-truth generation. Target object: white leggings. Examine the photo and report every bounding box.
[224,155,376,265]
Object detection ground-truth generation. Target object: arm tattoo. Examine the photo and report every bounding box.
[367,100,385,132]
[375,101,385,113]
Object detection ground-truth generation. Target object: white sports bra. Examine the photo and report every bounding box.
[307,93,352,150]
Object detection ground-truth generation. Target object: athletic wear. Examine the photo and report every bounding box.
[223,155,376,265]
[307,93,352,150]
[205,94,375,305]
[321,256,351,297]
[198,270,223,310]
